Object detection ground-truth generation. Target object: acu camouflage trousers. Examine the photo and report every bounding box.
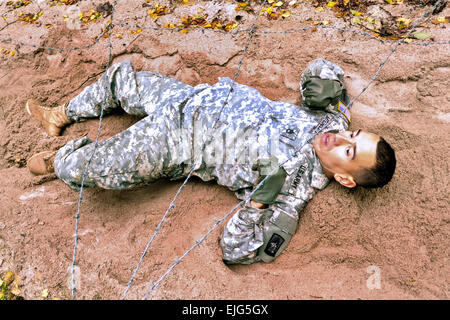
[54,61,195,191]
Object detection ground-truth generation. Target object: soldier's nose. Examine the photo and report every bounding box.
[335,133,351,146]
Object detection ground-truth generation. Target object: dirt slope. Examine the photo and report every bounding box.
[0,0,449,300]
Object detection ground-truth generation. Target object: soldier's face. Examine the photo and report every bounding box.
[313,129,379,188]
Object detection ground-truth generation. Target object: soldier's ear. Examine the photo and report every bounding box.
[334,173,356,188]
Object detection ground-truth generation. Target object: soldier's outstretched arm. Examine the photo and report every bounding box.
[220,168,305,264]
[220,196,303,264]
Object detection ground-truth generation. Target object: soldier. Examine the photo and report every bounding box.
[25,59,396,264]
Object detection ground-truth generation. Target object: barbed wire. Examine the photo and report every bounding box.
[122,0,270,300]
[114,22,449,46]
[346,0,444,109]
[1,0,449,51]
[0,7,15,19]
[70,0,117,300]
[138,0,445,300]
[142,154,298,299]
[0,20,449,53]
[0,0,446,300]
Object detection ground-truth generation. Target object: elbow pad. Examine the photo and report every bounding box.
[257,209,298,263]
[300,58,348,110]
[301,77,344,110]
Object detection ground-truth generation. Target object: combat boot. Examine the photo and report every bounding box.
[26,99,72,136]
[27,151,57,175]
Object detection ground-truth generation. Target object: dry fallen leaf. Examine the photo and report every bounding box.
[12,274,21,287]
[3,271,14,285]
[432,16,449,24]
[41,288,49,298]
[352,17,361,25]
[413,32,430,40]
[397,17,412,29]
[147,4,169,19]
[281,10,291,18]
[235,2,251,12]
[10,287,21,296]
[273,1,283,7]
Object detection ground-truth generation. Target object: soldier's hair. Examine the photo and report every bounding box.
[354,137,396,188]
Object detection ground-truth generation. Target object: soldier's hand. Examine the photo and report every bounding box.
[250,200,267,209]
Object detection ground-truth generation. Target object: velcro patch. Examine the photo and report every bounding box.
[337,100,351,122]
[281,125,300,141]
[264,233,285,257]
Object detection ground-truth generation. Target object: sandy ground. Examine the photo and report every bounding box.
[0,0,449,300]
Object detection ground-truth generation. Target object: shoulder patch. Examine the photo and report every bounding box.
[337,100,351,122]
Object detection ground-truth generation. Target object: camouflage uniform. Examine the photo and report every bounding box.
[54,59,350,264]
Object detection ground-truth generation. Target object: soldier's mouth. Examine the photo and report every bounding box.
[322,133,330,147]
[321,133,336,149]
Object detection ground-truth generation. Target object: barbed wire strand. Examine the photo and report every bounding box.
[142,154,298,300]
[114,22,449,46]
[139,0,444,300]
[122,0,269,300]
[70,0,117,300]
[1,4,449,51]
[1,21,449,52]
[0,0,445,300]
[347,0,443,109]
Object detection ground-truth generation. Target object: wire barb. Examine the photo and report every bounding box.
[139,0,445,300]
[70,0,118,301]
[123,0,270,300]
[0,0,444,300]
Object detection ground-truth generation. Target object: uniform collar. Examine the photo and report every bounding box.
[281,143,330,190]
[310,147,330,190]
